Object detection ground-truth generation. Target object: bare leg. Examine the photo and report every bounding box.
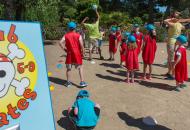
[89,49,92,60]
[66,69,71,82]
[143,63,147,78]
[109,52,113,60]
[149,64,152,77]
[98,47,103,59]
[131,71,134,83]
[78,66,84,82]
[126,70,129,83]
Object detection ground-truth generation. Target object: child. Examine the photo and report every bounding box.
[59,22,88,87]
[120,32,130,66]
[116,27,122,46]
[125,35,139,83]
[133,24,144,55]
[142,24,157,80]
[108,27,117,61]
[173,35,188,92]
[68,90,100,130]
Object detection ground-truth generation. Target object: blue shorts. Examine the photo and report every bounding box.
[98,39,103,47]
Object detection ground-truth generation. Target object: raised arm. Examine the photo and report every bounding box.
[81,17,89,25]
[95,8,100,21]
[164,18,175,27]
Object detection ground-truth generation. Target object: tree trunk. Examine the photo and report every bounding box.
[3,0,15,20]
[148,0,155,23]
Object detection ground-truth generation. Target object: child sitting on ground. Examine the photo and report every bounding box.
[68,90,100,130]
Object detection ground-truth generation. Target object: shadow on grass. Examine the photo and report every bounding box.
[139,80,175,91]
[49,77,81,88]
[118,112,172,130]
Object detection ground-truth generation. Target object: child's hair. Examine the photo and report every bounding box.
[148,30,156,39]
[127,42,137,50]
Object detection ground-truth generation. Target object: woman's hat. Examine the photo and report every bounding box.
[68,22,77,29]
[128,35,136,42]
[176,35,187,44]
[146,24,155,31]
[77,90,90,98]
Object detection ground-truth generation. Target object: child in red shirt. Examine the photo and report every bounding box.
[59,22,88,88]
[120,32,130,66]
[125,35,139,83]
[116,27,122,46]
[133,24,144,56]
[108,27,117,61]
[142,24,157,80]
[173,35,188,92]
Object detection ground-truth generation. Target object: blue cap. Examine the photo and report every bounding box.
[68,22,77,29]
[111,27,117,32]
[124,32,131,37]
[128,35,136,42]
[133,24,139,28]
[146,24,155,31]
[176,35,187,44]
[116,27,120,31]
[77,90,90,98]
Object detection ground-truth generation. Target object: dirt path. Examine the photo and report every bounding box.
[45,41,190,130]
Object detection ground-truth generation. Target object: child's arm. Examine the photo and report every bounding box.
[74,107,78,115]
[79,35,85,56]
[95,8,100,21]
[59,36,66,51]
[164,18,175,27]
[81,17,89,25]
[173,52,181,69]
[119,45,122,52]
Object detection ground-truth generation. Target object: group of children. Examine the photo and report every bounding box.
[109,23,188,92]
[109,24,157,83]
[59,20,188,129]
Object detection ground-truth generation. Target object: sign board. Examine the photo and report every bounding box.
[0,21,55,130]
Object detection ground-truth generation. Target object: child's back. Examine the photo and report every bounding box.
[73,98,99,127]
[142,34,157,64]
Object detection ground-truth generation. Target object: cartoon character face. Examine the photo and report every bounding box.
[0,43,30,98]
[0,62,15,98]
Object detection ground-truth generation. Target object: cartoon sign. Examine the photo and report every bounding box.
[0,21,55,130]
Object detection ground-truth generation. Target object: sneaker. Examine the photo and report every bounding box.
[124,79,129,83]
[146,75,152,80]
[140,76,146,80]
[174,87,181,92]
[107,58,112,61]
[180,84,187,88]
[80,81,88,87]
[65,81,72,88]
[130,80,134,83]
[162,73,170,77]
[100,56,104,60]
[164,75,174,80]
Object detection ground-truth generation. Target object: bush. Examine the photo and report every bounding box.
[156,26,167,42]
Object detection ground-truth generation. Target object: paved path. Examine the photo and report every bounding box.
[45,41,190,130]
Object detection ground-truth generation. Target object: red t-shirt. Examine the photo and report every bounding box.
[64,32,82,65]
